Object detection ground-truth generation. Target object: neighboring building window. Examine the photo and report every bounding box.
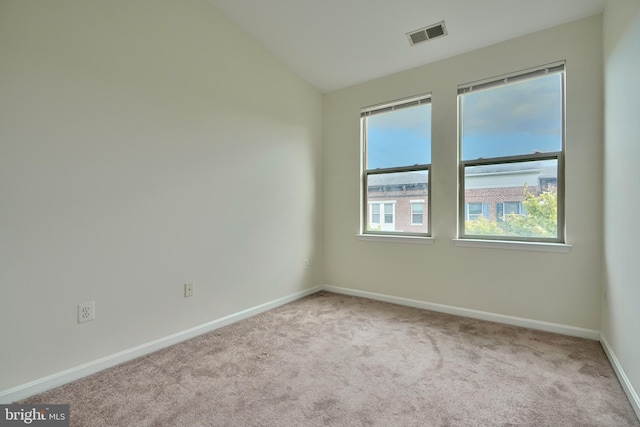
[458,62,565,242]
[411,200,424,225]
[369,202,396,231]
[371,203,381,224]
[497,201,524,222]
[539,177,557,192]
[384,203,393,224]
[465,203,488,221]
[361,94,431,236]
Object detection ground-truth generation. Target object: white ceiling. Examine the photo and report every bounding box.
[207,0,607,93]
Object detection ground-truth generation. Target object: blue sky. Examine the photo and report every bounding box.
[367,104,431,169]
[366,73,562,169]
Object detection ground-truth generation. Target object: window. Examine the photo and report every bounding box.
[497,201,524,222]
[411,200,424,225]
[369,202,395,231]
[384,203,393,224]
[371,203,381,224]
[362,94,431,236]
[458,62,565,242]
[465,203,488,221]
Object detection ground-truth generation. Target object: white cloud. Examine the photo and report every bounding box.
[463,74,562,137]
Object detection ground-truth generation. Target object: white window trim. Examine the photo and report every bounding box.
[357,234,435,245]
[458,62,566,244]
[361,93,432,238]
[452,239,571,253]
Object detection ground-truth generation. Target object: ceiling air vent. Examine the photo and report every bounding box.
[407,21,447,46]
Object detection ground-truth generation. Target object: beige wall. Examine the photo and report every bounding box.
[602,0,640,414]
[0,0,322,392]
[3,0,630,406]
[323,16,603,329]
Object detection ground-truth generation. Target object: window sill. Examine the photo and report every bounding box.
[356,234,435,245]
[452,239,571,253]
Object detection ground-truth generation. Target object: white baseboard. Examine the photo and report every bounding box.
[600,334,640,421]
[1,284,617,406]
[0,286,322,404]
[324,285,640,420]
[321,284,601,340]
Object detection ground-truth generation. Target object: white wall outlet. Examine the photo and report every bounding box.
[184,283,194,297]
[304,259,309,269]
[78,301,95,323]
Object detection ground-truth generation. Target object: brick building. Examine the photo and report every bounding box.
[367,171,429,233]
[366,161,557,233]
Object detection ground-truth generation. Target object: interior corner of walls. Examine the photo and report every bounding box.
[600,334,640,421]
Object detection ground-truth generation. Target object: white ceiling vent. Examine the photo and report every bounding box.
[407,21,447,46]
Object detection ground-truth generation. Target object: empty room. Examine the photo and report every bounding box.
[1,0,639,425]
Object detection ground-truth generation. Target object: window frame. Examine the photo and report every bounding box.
[457,62,566,243]
[361,93,432,237]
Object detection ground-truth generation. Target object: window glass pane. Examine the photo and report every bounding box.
[367,170,428,233]
[497,202,524,222]
[371,204,380,224]
[461,73,562,161]
[504,202,521,215]
[468,203,483,215]
[467,203,485,220]
[411,202,424,225]
[464,159,558,238]
[367,103,431,169]
[384,203,393,223]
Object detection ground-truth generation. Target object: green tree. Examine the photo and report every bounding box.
[501,186,557,238]
[464,216,504,236]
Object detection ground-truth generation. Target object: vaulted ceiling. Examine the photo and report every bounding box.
[207,0,607,92]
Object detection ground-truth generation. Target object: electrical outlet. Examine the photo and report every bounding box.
[304,259,309,269]
[184,283,193,298]
[78,301,95,323]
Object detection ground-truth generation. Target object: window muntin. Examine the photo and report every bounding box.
[362,95,431,236]
[458,63,564,243]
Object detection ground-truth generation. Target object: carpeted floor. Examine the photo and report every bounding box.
[22,291,639,426]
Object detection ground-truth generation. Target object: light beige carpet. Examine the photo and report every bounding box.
[22,292,639,426]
